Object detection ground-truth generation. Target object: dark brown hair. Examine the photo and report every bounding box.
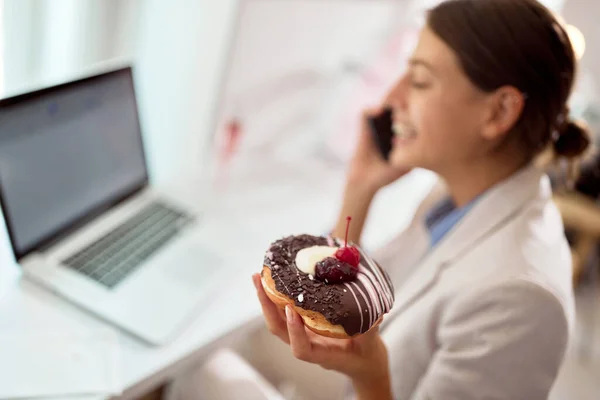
[428,0,590,160]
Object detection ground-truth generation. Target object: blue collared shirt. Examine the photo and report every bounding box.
[424,196,478,247]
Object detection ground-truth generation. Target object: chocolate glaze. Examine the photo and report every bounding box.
[263,234,395,336]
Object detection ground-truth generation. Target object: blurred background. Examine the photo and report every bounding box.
[4,0,599,244]
[2,0,598,182]
[1,1,600,399]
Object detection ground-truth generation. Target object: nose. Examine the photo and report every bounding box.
[386,74,409,112]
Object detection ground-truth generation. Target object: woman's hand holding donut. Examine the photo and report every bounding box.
[252,274,393,400]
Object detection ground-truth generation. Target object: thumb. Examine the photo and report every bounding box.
[351,324,381,347]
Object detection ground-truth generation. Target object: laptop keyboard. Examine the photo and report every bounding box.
[62,201,194,289]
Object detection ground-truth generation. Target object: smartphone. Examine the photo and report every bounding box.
[367,107,394,161]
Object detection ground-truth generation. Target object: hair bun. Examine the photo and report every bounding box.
[553,119,591,158]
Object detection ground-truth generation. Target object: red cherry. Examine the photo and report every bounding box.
[315,257,358,283]
[335,246,360,267]
[334,216,360,267]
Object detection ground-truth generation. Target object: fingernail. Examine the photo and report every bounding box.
[285,305,294,323]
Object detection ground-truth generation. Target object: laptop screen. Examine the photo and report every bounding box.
[0,67,149,260]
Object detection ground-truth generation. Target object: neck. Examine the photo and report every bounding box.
[439,153,529,208]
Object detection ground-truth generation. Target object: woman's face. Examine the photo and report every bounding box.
[387,26,494,173]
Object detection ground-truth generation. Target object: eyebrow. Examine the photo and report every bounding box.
[408,58,436,74]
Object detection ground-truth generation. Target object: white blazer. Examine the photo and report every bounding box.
[373,165,574,400]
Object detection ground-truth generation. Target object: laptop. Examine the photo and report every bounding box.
[0,66,223,345]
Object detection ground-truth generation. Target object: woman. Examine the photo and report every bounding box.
[252,0,591,399]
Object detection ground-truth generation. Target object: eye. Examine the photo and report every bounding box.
[407,70,431,89]
[410,81,430,89]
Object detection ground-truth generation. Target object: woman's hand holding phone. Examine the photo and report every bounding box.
[347,106,411,192]
[332,96,412,245]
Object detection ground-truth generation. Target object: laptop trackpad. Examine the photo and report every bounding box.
[159,242,222,286]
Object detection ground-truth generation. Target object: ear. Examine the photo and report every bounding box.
[481,86,526,141]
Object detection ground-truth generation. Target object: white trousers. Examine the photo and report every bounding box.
[165,325,350,400]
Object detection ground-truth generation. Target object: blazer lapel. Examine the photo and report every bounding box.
[385,164,549,322]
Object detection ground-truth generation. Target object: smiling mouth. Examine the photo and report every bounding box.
[392,123,417,140]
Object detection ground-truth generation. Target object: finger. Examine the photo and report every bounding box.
[357,110,381,152]
[362,107,382,120]
[252,273,260,290]
[255,276,290,339]
[253,274,284,323]
[277,307,287,322]
[286,305,314,362]
[253,274,289,340]
[253,274,290,344]
[302,332,357,370]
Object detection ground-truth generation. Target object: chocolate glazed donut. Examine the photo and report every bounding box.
[261,234,395,338]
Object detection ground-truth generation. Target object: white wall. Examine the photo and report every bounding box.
[134,0,240,185]
[2,0,40,95]
[2,0,140,95]
[215,0,413,168]
[221,0,407,179]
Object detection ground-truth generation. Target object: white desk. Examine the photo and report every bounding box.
[0,158,436,400]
